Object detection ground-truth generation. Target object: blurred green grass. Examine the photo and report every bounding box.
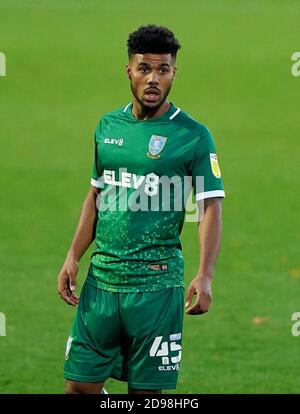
[0,0,300,393]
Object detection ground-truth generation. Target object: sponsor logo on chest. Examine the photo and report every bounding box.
[104,138,124,146]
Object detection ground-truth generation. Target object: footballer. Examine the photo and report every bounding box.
[58,24,225,394]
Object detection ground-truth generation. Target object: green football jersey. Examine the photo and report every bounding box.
[87,103,225,292]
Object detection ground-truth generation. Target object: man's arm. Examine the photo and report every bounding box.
[57,185,100,306]
[185,197,223,315]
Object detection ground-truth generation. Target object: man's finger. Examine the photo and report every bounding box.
[186,292,211,314]
[59,289,79,306]
[185,286,195,309]
[186,305,207,315]
[66,288,80,304]
[65,296,77,306]
[70,292,80,301]
[67,270,77,294]
[186,300,208,314]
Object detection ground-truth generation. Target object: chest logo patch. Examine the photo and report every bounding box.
[147,135,167,159]
[104,138,124,146]
[210,153,221,178]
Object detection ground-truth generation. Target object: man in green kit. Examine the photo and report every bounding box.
[58,24,225,394]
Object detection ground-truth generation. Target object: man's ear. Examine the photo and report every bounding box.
[172,66,177,80]
[126,64,131,80]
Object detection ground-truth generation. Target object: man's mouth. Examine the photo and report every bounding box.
[144,88,160,102]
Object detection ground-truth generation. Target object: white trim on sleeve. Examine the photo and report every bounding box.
[195,190,225,201]
[91,178,103,188]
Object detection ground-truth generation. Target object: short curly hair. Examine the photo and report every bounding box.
[127,25,181,59]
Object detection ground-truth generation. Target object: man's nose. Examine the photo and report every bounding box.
[147,71,159,85]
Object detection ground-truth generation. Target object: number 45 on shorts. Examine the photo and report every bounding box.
[149,333,182,371]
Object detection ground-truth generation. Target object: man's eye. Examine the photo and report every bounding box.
[160,67,170,74]
[139,67,148,73]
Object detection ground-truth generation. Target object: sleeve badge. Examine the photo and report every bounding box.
[210,153,222,178]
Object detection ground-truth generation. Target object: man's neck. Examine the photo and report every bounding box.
[131,99,170,120]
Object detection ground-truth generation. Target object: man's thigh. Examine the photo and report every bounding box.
[120,287,184,390]
[64,283,121,383]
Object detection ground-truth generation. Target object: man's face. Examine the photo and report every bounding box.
[126,53,176,110]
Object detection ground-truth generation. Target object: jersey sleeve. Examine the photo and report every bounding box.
[91,124,104,188]
[191,127,225,201]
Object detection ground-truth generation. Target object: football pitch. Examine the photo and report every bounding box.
[0,0,300,393]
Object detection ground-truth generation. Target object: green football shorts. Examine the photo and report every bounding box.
[64,282,184,390]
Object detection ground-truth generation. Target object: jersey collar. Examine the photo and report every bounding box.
[123,102,181,122]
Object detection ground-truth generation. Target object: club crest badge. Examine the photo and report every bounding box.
[210,153,221,178]
[147,135,167,159]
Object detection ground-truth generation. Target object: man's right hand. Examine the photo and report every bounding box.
[58,255,80,306]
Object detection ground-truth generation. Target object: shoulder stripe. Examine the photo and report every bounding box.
[123,103,131,112]
[169,107,181,120]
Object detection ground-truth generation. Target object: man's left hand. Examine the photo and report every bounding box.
[185,275,212,315]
